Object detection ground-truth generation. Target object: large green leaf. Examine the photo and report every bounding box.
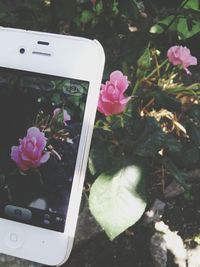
[177,18,200,40]
[89,165,147,240]
[184,0,199,10]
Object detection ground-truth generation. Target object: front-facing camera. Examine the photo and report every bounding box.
[19,48,25,54]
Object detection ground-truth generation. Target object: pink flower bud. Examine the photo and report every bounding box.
[167,45,197,75]
[11,127,50,171]
[98,71,131,116]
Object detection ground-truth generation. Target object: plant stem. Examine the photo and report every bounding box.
[145,59,168,80]
[131,79,140,96]
[132,59,168,96]
[152,50,160,77]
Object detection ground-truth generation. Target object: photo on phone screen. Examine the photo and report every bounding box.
[0,67,89,232]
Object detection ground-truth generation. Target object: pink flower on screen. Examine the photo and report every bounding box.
[11,127,50,171]
[98,71,131,116]
[53,108,71,125]
[167,45,197,75]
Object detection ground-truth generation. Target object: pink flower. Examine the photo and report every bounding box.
[167,45,197,75]
[53,108,71,125]
[98,70,131,116]
[11,127,50,171]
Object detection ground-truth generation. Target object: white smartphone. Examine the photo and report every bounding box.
[0,27,104,266]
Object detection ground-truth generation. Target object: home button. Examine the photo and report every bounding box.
[5,230,24,249]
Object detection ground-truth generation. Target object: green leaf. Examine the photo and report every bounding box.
[177,18,200,40]
[184,0,199,10]
[112,0,119,15]
[89,165,147,240]
[150,15,176,34]
[133,118,165,157]
[51,93,61,105]
[106,115,124,130]
[164,134,182,153]
[184,142,198,162]
[88,141,116,176]
[186,104,200,147]
[134,131,165,156]
[171,142,200,169]
[137,46,151,75]
[150,13,200,40]
[80,10,94,24]
[154,90,181,112]
[187,104,200,122]
[163,158,190,190]
[94,0,103,15]
[150,24,164,34]
[187,123,200,147]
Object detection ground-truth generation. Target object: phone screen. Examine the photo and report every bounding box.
[0,67,89,232]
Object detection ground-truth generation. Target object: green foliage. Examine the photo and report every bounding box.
[133,118,165,156]
[89,165,147,240]
[163,158,190,189]
[169,141,200,169]
[154,91,182,112]
[88,140,116,176]
[185,0,199,10]
[150,0,200,40]
[186,105,200,147]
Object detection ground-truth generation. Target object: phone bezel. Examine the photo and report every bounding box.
[0,27,105,266]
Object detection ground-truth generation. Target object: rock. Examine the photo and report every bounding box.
[74,195,102,245]
[187,245,200,267]
[0,255,41,267]
[150,232,167,267]
[151,221,187,267]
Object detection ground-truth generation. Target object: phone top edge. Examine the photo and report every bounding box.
[0,26,102,48]
[0,26,105,82]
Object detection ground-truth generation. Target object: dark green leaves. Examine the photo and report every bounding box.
[163,158,190,190]
[186,104,200,147]
[150,0,200,40]
[89,140,116,176]
[133,117,165,157]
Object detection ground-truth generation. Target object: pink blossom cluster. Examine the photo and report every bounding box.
[11,108,71,171]
[167,45,197,75]
[98,71,131,116]
[11,127,50,171]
